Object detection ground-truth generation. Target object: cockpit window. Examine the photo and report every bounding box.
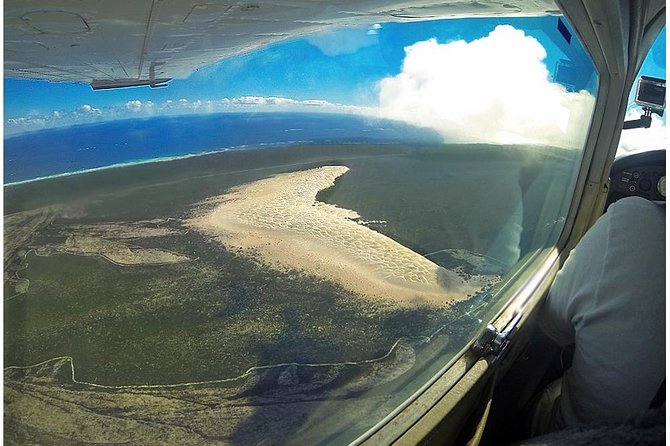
[617,26,666,157]
[4,15,597,444]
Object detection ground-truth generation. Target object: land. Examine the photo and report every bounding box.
[4,338,428,445]
[3,142,576,444]
[34,220,192,266]
[4,208,57,298]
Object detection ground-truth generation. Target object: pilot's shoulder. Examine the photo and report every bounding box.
[600,196,665,258]
[606,195,665,218]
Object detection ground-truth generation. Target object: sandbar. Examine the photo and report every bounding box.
[190,166,491,305]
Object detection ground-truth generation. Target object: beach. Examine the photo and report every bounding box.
[190,165,491,305]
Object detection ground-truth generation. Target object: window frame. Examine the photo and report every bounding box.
[2,1,663,444]
[355,1,666,443]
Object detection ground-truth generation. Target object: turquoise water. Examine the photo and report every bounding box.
[4,112,441,184]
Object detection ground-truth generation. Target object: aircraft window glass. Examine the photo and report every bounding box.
[4,15,597,445]
[618,26,666,157]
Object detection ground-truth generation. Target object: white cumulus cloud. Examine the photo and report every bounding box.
[5,95,369,136]
[232,96,268,105]
[302,99,331,107]
[266,97,298,105]
[125,100,143,112]
[617,110,666,157]
[376,25,596,148]
[80,104,102,114]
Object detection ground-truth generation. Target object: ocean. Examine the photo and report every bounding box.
[3,112,442,184]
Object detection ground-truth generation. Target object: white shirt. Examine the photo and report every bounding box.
[540,196,666,427]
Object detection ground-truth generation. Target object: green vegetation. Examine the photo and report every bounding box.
[4,143,575,386]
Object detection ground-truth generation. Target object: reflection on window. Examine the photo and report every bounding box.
[4,14,597,445]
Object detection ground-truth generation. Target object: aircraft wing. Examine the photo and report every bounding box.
[5,0,558,89]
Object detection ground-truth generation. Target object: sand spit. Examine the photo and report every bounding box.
[190,166,490,305]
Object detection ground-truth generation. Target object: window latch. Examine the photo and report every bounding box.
[471,312,522,364]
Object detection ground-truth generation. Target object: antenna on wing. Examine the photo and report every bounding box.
[90,61,170,90]
[149,61,169,88]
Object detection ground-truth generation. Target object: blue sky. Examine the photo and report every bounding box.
[5,16,594,117]
[629,26,666,107]
[4,17,664,149]
[617,26,666,154]
[637,27,666,82]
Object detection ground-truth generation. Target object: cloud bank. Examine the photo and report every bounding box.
[5,96,367,136]
[376,25,596,148]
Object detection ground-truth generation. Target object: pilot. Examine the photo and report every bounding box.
[527,195,665,435]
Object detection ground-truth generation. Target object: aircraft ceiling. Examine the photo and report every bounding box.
[5,0,559,89]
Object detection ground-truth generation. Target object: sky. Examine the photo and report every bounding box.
[4,17,582,115]
[617,27,667,156]
[3,16,665,150]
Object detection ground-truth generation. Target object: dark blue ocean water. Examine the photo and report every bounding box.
[4,112,441,184]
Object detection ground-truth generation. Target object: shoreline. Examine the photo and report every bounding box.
[5,148,232,187]
[3,142,292,186]
[5,109,443,186]
[5,140,409,187]
[5,139,571,187]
